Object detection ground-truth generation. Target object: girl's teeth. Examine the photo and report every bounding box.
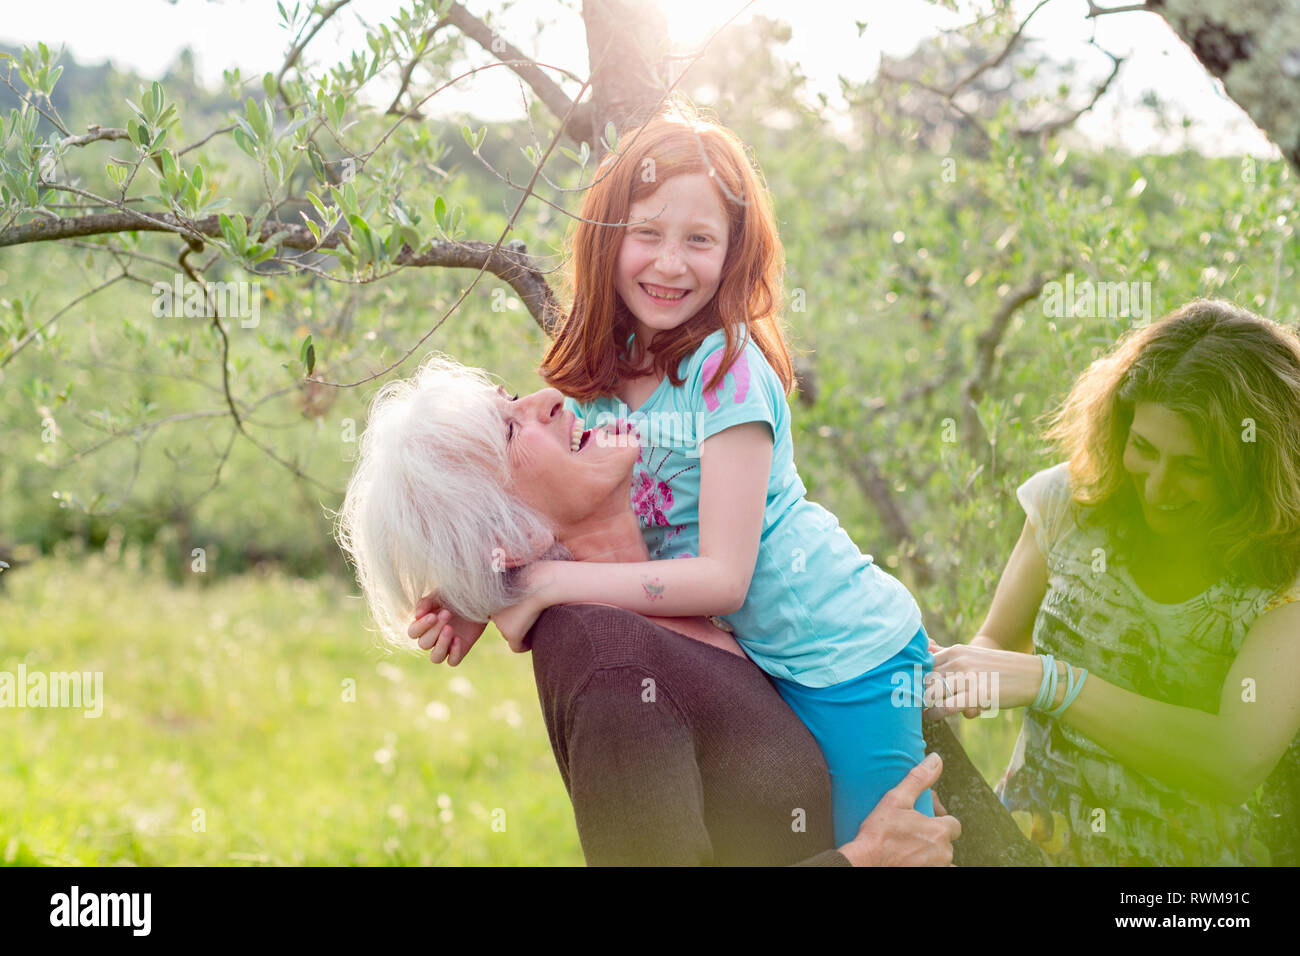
[570,419,584,452]
[645,285,687,300]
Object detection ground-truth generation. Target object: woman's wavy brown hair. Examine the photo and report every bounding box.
[539,99,792,402]
[1046,298,1300,590]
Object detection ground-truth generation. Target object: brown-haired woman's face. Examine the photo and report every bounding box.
[615,173,729,348]
[1121,402,1221,538]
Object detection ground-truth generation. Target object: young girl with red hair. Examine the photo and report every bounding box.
[425,102,937,845]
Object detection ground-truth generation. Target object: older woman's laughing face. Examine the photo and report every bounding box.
[494,386,641,528]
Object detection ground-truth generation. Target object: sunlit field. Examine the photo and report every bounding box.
[0,552,583,865]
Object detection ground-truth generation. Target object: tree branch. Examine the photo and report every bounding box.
[59,125,130,148]
[951,0,1054,96]
[1144,0,1300,173]
[876,65,994,145]
[384,14,452,117]
[960,275,1049,463]
[1,272,129,369]
[1086,1,1152,17]
[275,0,353,96]
[924,719,1046,866]
[1018,45,1123,137]
[170,244,337,495]
[823,427,935,588]
[443,1,588,141]
[0,212,557,328]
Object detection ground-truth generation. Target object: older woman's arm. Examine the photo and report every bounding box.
[932,595,1300,805]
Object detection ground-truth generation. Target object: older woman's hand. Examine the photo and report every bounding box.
[838,753,960,866]
[408,595,487,666]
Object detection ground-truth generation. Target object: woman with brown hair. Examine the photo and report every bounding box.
[928,299,1300,865]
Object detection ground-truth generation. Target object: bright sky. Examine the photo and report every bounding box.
[0,0,1277,158]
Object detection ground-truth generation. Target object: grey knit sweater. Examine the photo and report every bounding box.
[529,603,851,866]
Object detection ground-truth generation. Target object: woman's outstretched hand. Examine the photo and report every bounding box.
[924,643,1040,719]
[922,637,983,719]
[408,595,487,666]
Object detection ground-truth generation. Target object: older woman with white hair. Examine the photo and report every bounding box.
[335,354,960,866]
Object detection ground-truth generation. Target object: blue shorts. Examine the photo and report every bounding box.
[773,626,935,847]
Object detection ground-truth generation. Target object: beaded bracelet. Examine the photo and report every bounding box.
[1030,654,1089,717]
[1030,654,1058,711]
[1046,664,1089,719]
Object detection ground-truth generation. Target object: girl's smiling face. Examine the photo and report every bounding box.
[615,173,730,348]
[1121,402,1221,538]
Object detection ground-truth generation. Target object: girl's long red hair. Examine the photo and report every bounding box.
[540,102,793,402]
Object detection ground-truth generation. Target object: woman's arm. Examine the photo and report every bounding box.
[969,516,1046,653]
[491,423,773,647]
[932,601,1300,804]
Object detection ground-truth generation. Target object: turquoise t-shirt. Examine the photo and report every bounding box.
[563,328,921,687]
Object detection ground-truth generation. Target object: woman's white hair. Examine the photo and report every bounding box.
[335,353,558,649]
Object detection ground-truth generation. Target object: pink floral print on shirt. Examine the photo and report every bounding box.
[632,471,674,526]
[631,447,698,558]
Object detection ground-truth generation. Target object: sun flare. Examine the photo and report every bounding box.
[654,0,755,48]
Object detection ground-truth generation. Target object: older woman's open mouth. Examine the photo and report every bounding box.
[569,416,637,452]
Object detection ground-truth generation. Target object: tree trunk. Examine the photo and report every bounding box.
[924,720,1046,866]
[1148,0,1300,172]
[580,0,671,147]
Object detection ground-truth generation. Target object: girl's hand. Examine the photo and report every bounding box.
[490,595,545,653]
[408,594,487,666]
[924,644,1041,719]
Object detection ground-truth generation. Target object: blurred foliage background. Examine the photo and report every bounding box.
[0,2,1296,864]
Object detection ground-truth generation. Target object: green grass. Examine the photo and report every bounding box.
[0,553,582,865]
[0,554,1021,865]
